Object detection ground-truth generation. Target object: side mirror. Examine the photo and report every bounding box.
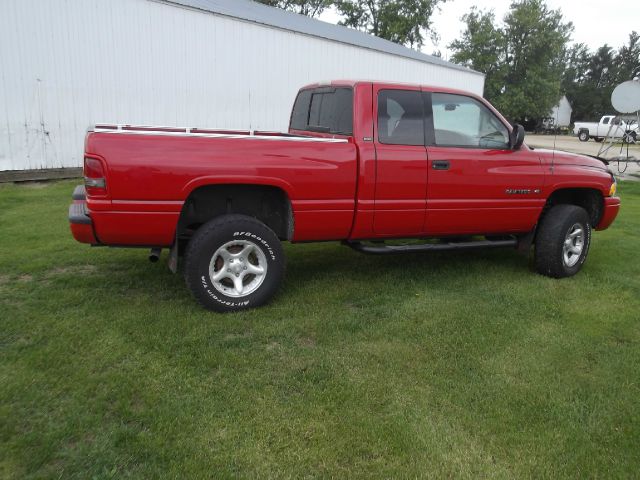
[510,123,525,150]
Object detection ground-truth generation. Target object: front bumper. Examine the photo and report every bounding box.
[595,196,621,231]
[68,185,99,244]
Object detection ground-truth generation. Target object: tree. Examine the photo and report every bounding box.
[585,46,617,118]
[449,8,505,101]
[334,0,446,49]
[561,43,591,121]
[562,36,639,122]
[615,31,640,82]
[563,45,617,121]
[561,43,590,90]
[254,0,331,17]
[449,0,573,123]
[499,0,573,121]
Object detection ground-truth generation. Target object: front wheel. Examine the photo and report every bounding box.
[184,214,285,312]
[534,205,591,278]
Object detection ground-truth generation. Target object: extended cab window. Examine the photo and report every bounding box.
[290,87,353,135]
[378,90,424,146]
[431,93,509,149]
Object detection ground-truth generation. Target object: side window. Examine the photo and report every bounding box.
[378,90,424,146]
[290,87,353,135]
[602,117,610,125]
[431,93,509,149]
[290,90,312,131]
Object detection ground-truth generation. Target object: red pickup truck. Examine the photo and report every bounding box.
[69,81,620,312]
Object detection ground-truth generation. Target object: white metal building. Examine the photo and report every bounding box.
[0,0,484,172]
[550,96,573,127]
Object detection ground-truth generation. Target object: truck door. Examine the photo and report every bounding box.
[373,86,429,235]
[424,91,546,236]
[598,116,611,137]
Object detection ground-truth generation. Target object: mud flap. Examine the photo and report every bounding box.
[168,235,179,273]
[517,227,536,256]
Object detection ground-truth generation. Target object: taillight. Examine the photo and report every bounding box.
[84,156,107,195]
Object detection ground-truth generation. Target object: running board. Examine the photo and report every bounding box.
[345,238,518,255]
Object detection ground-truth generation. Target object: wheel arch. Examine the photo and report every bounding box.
[178,183,294,241]
[542,187,605,227]
[577,128,590,140]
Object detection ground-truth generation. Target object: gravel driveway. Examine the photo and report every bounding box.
[525,134,640,181]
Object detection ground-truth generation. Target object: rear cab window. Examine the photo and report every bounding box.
[290,87,353,136]
[377,89,425,146]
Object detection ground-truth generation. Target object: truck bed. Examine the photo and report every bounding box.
[83,125,359,244]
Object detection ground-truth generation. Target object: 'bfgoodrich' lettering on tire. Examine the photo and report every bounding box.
[233,231,276,260]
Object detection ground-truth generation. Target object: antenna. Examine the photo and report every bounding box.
[549,91,564,173]
[551,97,560,172]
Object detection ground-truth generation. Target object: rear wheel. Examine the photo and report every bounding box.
[535,205,591,278]
[578,130,589,142]
[184,214,285,312]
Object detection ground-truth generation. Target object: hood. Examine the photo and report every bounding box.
[533,148,609,170]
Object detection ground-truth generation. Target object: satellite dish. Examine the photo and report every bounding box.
[611,79,640,113]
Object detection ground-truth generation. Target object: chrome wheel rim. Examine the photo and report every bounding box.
[562,223,584,268]
[209,240,267,298]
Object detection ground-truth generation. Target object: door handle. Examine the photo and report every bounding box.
[432,160,450,170]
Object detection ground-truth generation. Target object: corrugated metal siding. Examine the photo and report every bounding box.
[0,0,485,171]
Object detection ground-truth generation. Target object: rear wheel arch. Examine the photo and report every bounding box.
[178,184,294,241]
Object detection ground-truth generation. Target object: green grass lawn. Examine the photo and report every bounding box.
[1,180,639,478]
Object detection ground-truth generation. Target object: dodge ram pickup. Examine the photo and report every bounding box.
[69,81,621,312]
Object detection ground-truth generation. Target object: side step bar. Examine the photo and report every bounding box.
[345,238,517,255]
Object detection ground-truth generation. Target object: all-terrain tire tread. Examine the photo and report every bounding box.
[535,204,591,278]
[184,214,284,312]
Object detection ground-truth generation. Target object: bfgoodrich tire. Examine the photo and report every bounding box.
[535,205,591,278]
[184,214,285,312]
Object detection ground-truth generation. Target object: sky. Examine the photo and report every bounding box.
[319,0,639,60]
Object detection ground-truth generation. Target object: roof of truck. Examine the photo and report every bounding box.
[163,0,482,76]
[300,80,484,97]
